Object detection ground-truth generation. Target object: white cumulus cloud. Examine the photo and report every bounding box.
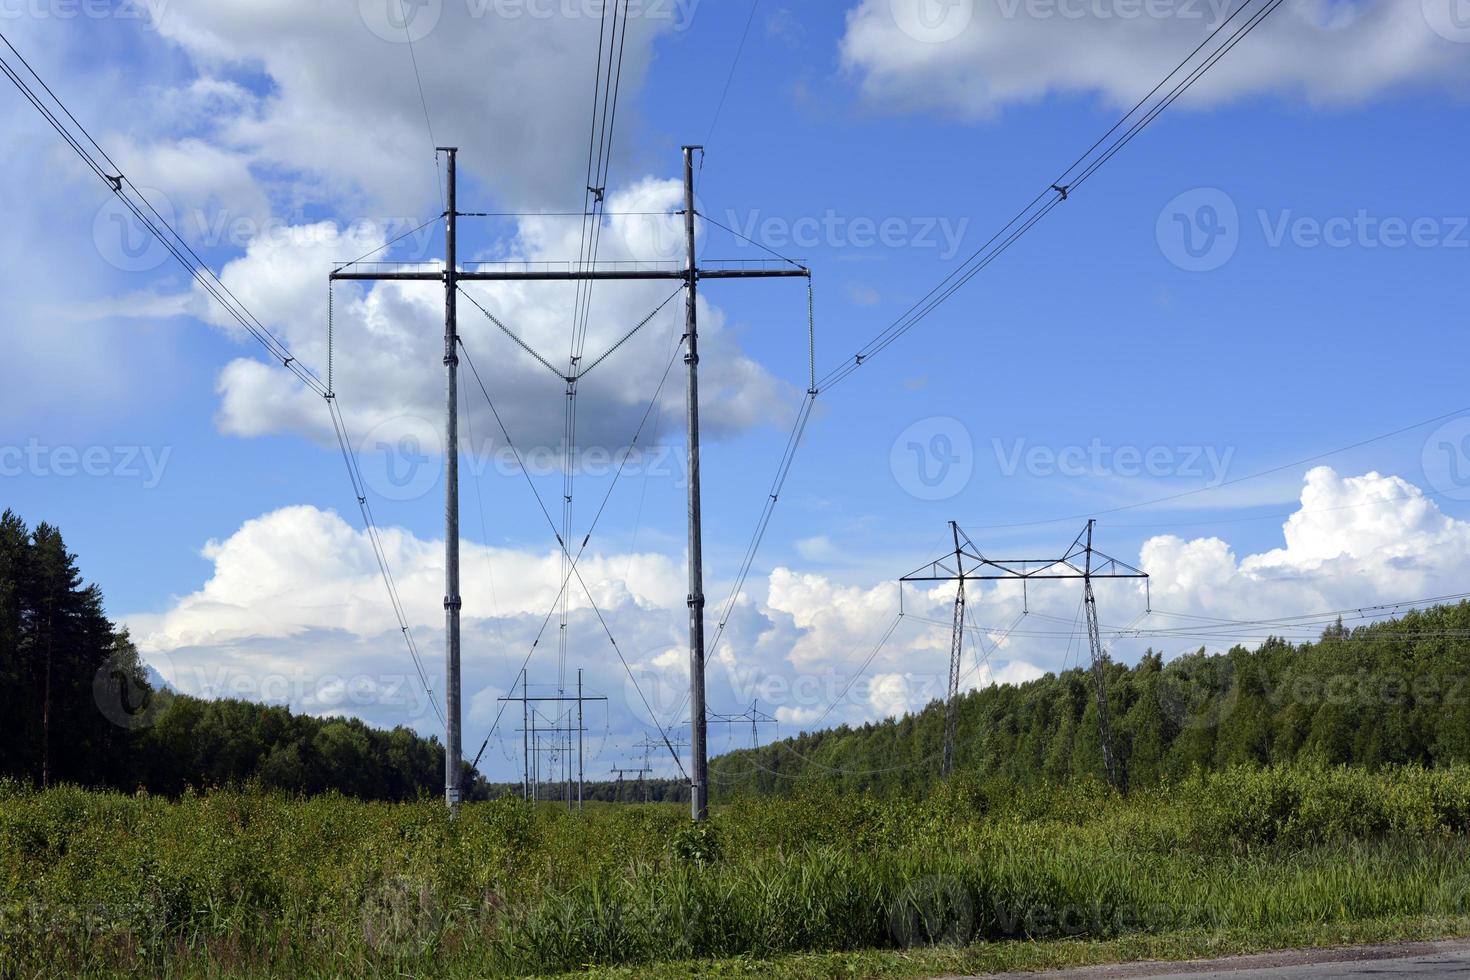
[840,0,1470,118]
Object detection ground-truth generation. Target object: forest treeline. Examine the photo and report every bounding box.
[0,510,484,799]
[10,506,1470,803]
[709,601,1470,799]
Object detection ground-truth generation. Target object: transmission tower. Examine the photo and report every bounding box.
[900,519,1148,787]
[500,668,605,809]
[693,701,777,750]
[330,147,808,818]
[634,733,689,797]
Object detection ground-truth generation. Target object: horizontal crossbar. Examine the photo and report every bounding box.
[330,267,809,282]
[901,572,1149,581]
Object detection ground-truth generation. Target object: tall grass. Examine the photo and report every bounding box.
[3,766,1470,977]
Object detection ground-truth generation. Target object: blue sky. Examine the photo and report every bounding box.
[1,0,1468,779]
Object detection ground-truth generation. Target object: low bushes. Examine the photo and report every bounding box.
[3,765,1470,977]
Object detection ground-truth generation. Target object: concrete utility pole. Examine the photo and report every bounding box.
[333,146,463,811]
[681,146,711,821]
[442,147,463,811]
[521,668,529,799]
[577,668,585,808]
[900,520,1149,788]
[332,146,807,818]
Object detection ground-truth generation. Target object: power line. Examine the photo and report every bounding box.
[393,0,445,210]
[456,210,676,218]
[962,401,1470,531]
[697,207,805,270]
[331,212,446,273]
[0,34,327,397]
[661,0,1292,736]
[0,29,448,729]
[326,398,446,728]
[704,0,760,146]
[662,388,817,731]
[457,324,690,776]
[813,0,1287,393]
[561,0,636,694]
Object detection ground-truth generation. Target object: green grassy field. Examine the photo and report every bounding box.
[5,766,1470,978]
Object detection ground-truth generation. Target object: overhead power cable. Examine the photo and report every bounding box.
[331,212,447,275]
[0,30,448,727]
[560,0,635,694]
[458,286,567,382]
[962,401,1470,531]
[458,327,690,776]
[668,0,1291,733]
[393,0,445,210]
[660,388,817,731]
[814,0,1288,392]
[327,398,446,727]
[704,0,761,147]
[0,33,328,397]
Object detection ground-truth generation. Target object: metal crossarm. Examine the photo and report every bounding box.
[326,147,811,820]
[898,519,1148,789]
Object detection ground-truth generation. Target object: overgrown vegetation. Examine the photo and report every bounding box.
[4,765,1470,977]
[711,602,1470,798]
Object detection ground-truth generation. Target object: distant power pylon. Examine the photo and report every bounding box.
[610,765,653,803]
[901,520,1148,787]
[500,668,606,809]
[689,701,777,750]
[635,733,688,782]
